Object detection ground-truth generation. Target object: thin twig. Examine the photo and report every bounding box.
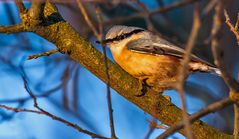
[76,1,117,138]
[233,73,239,139]
[104,0,201,26]
[76,0,99,38]
[211,2,239,139]
[157,97,234,139]
[62,65,71,110]
[134,0,155,31]
[233,104,239,139]
[95,5,117,139]
[211,3,239,92]
[28,49,58,60]
[176,4,201,139]
[0,103,108,139]
[0,24,25,33]
[20,75,109,139]
[151,0,201,15]
[73,66,80,112]
[224,10,239,45]
[0,82,62,104]
[0,104,42,114]
[235,13,239,30]
[144,118,158,139]
[201,0,218,18]
[144,118,167,139]
[15,0,26,14]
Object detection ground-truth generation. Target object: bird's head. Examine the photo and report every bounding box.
[97,25,145,49]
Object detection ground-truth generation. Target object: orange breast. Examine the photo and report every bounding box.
[112,46,181,81]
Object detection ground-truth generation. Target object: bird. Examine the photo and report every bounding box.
[97,25,220,95]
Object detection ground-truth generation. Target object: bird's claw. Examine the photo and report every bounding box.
[135,78,151,97]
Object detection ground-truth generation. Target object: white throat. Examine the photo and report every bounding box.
[110,44,124,56]
[108,39,130,57]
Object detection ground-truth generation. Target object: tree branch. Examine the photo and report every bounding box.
[76,1,117,138]
[211,1,239,93]
[157,97,234,139]
[224,10,239,45]
[176,4,201,139]
[211,2,239,139]
[0,24,25,33]
[20,74,109,139]
[233,104,239,139]
[28,49,58,60]
[15,0,25,14]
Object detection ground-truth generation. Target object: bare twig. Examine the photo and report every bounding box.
[201,0,218,18]
[157,97,234,139]
[104,0,201,26]
[0,82,62,104]
[95,5,117,139]
[15,0,26,14]
[0,24,25,33]
[151,0,201,15]
[234,104,239,139]
[76,0,99,38]
[211,2,239,139]
[144,118,158,139]
[211,2,239,93]
[176,4,201,139]
[236,13,239,30]
[0,103,108,139]
[28,49,58,60]
[77,1,117,138]
[0,104,42,114]
[144,119,167,139]
[134,0,155,31]
[224,10,239,45]
[19,75,109,139]
[73,66,80,112]
[62,64,71,110]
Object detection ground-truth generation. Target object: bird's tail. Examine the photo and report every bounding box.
[208,66,221,76]
[189,62,221,76]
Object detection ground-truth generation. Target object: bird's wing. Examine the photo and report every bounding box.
[126,38,215,67]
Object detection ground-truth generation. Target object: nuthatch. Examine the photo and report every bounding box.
[98,25,220,95]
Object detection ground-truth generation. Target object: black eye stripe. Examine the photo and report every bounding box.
[103,29,144,44]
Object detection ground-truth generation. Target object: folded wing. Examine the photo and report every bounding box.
[126,38,215,67]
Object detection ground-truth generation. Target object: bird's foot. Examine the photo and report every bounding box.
[135,78,151,97]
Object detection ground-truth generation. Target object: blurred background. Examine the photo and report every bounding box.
[0,0,239,139]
